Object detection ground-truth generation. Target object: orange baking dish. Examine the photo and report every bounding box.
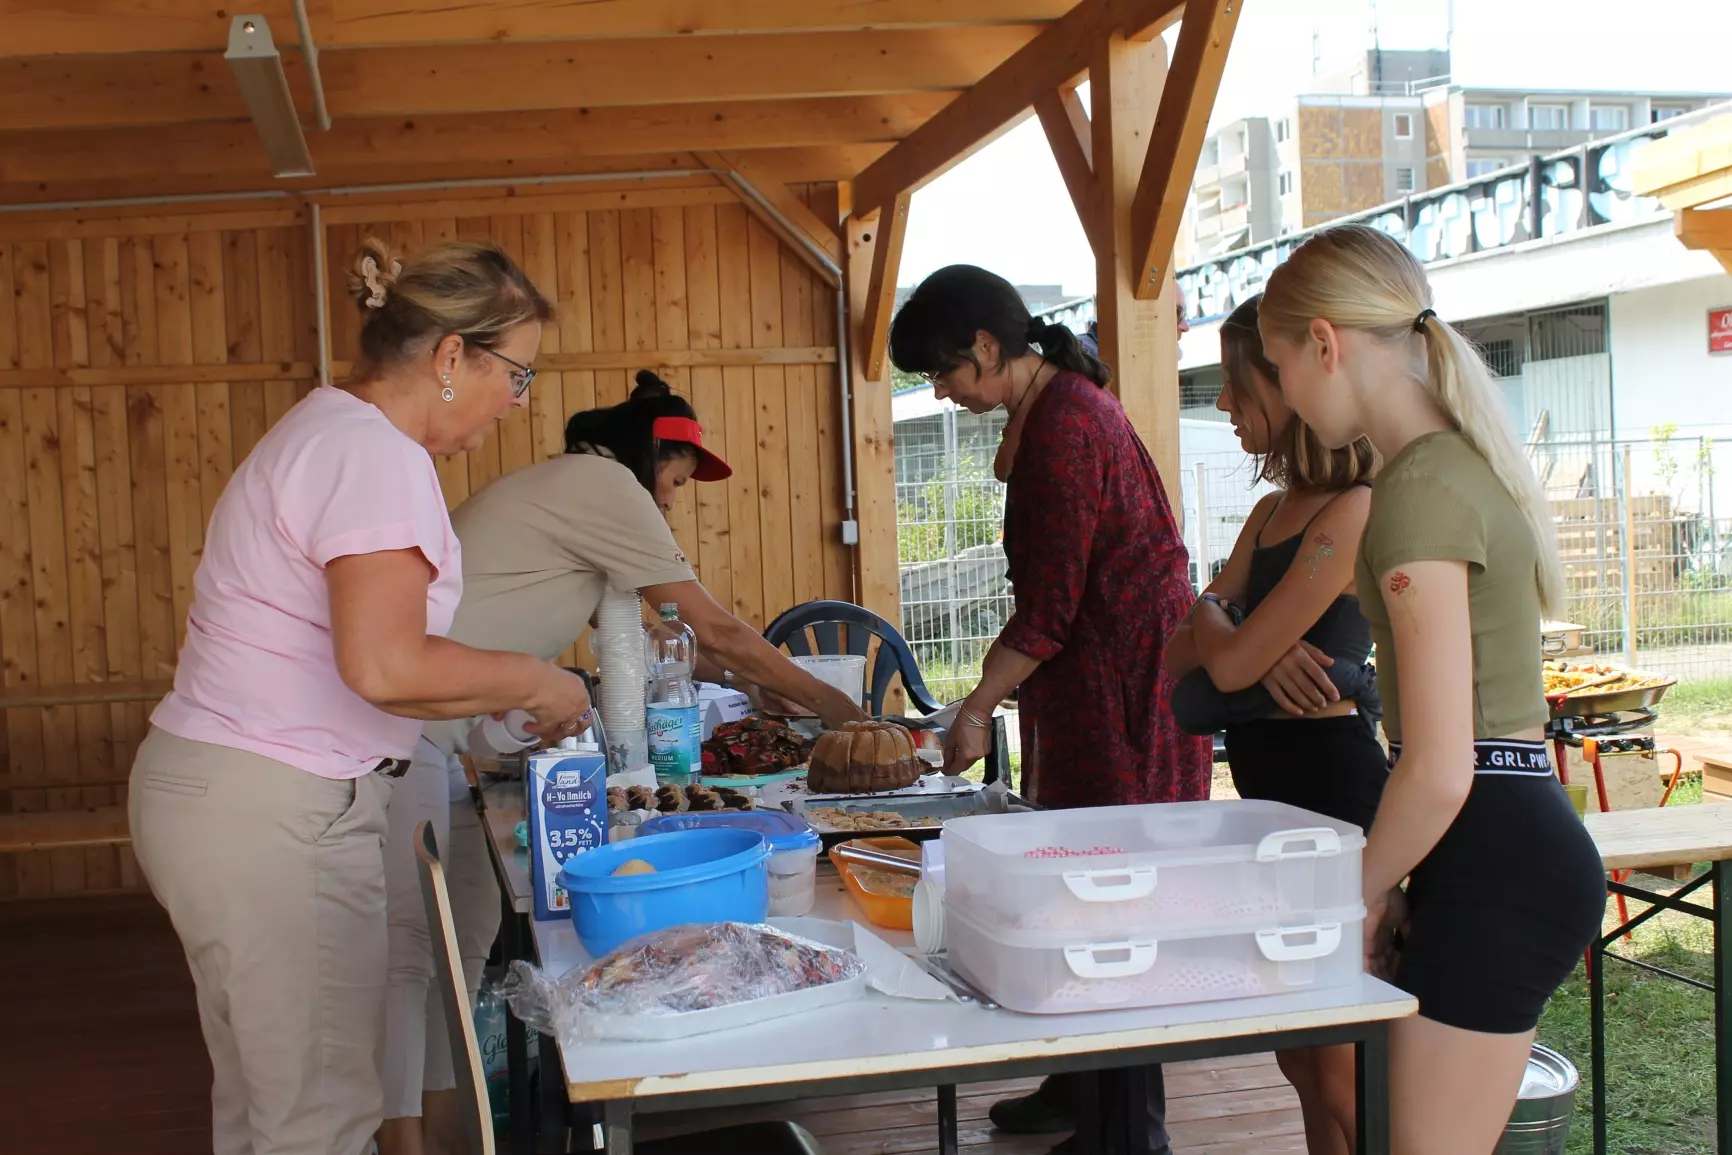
[829,836,921,930]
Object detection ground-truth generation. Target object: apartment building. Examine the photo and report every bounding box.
[1184,49,1727,256]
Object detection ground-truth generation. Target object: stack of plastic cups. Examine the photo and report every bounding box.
[593,584,649,775]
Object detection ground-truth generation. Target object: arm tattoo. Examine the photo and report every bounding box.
[1301,532,1336,581]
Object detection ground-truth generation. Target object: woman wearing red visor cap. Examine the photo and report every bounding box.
[374,370,866,1155]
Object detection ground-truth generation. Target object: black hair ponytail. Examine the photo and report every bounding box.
[563,369,699,495]
[889,265,1111,389]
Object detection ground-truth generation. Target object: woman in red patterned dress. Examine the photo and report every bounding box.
[889,265,1211,1155]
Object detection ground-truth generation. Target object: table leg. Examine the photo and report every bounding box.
[1591,912,1609,1155]
[937,1084,959,1155]
[502,891,534,1155]
[603,1099,633,1155]
[537,1029,570,1154]
[1355,1023,1390,1155]
[1715,860,1729,1155]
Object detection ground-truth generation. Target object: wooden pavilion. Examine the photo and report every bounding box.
[0,0,1239,902]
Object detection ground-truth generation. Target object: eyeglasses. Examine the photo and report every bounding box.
[480,347,536,397]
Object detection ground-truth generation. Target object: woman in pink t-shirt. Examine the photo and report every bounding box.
[129,238,591,1155]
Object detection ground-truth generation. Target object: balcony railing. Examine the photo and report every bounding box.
[1176,99,1732,326]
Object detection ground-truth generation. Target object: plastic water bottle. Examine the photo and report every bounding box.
[645,603,701,784]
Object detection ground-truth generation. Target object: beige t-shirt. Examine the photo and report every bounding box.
[424,453,696,756]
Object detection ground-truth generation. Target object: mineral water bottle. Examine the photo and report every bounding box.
[645,603,701,784]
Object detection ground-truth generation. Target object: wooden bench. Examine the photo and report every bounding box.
[0,807,131,854]
[1702,752,1732,802]
[0,680,166,863]
[0,679,173,711]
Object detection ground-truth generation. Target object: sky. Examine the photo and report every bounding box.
[897,0,1732,296]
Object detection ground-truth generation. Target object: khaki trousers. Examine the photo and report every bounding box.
[129,727,393,1155]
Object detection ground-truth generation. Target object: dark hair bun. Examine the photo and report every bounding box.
[633,369,673,398]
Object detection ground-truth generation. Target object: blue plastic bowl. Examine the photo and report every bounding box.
[557,828,770,957]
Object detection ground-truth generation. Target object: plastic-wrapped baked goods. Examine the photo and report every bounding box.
[807,721,923,794]
[503,922,867,1042]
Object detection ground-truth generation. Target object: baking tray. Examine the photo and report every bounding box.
[789,790,1036,847]
[1547,670,1677,719]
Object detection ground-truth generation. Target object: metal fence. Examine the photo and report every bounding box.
[896,428,1732,705]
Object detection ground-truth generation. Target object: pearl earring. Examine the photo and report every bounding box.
[440,373,454,402]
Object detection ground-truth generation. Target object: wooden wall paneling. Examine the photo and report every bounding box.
[780,228,824,609]
[324,223,362,390]
[554,211,597,420]
[83,235,145,818]
[121,237,176,687]
[682,204,732,614]
[804,184,852,603]
[285,216,317,401]
[519,212,566,465]
[49,239,120,889]
[747,216,794,626]
[456,216,502,496]
[1,243,49,895]
[224,230,270,464]
[188,231,233,531]
[256,229,301,431]
[587,210,628,410]
[151,233,203,650]
[716,203,764,628]
[21,239,89,891]
[489,215,536,480]
[650,206,699,561]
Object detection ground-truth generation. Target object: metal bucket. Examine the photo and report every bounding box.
[1494,1044,1578,1154]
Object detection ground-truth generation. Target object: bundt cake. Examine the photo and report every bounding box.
[806,721,924,794]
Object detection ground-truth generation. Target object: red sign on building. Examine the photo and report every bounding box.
[1713,306,1732,355]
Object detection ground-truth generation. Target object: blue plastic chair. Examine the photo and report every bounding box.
[763,600,942,716]
[763,600,1011,786]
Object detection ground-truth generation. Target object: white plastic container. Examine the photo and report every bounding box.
[946,898,1364,1014]
[582,969,866,1041]
[942,800,1363,940]
[637,811,822,917]
[787,654,867,714]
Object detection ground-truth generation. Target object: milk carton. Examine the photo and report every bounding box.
[525,745,608,921]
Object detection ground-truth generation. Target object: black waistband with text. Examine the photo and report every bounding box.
[1387,738,1553,777]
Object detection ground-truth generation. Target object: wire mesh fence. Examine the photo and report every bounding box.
[895,422,1732,712]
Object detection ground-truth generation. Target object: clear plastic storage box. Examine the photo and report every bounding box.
[945,897,1365,1014]
[941,800,1363,940]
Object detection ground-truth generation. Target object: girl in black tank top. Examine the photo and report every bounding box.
[1163,296,1384,1155]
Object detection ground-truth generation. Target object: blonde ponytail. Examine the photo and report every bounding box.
[1262,224,1565,615]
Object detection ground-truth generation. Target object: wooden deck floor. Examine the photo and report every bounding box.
[0,895,1303,1155]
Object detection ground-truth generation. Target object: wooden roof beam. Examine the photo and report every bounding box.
[2,0,1075,57]
[1676,208,1732,275]
[1036,86,1101,254]
[860,194,913,381]
[696,150,843,287]
[1129,0,1241,299]
[0,147,892,208]
[1631,111,1732,210]
[848,0,1185,215]
[0,25,1039,131]
[0,95,948,186]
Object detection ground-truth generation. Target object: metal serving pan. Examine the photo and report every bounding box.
[1547,671,1676,719]
[789,789,1036,846]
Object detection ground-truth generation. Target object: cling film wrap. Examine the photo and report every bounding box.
[502,921,865,1043]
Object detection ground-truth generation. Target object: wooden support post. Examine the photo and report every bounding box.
[1090,32,1182,498]
[845,209,905,685]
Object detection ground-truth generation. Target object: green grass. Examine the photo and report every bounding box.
[1660,677,1732,736]
[1535,791,1719,1154]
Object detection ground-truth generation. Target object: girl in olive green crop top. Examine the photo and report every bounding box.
[1258,224,1605,1155]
